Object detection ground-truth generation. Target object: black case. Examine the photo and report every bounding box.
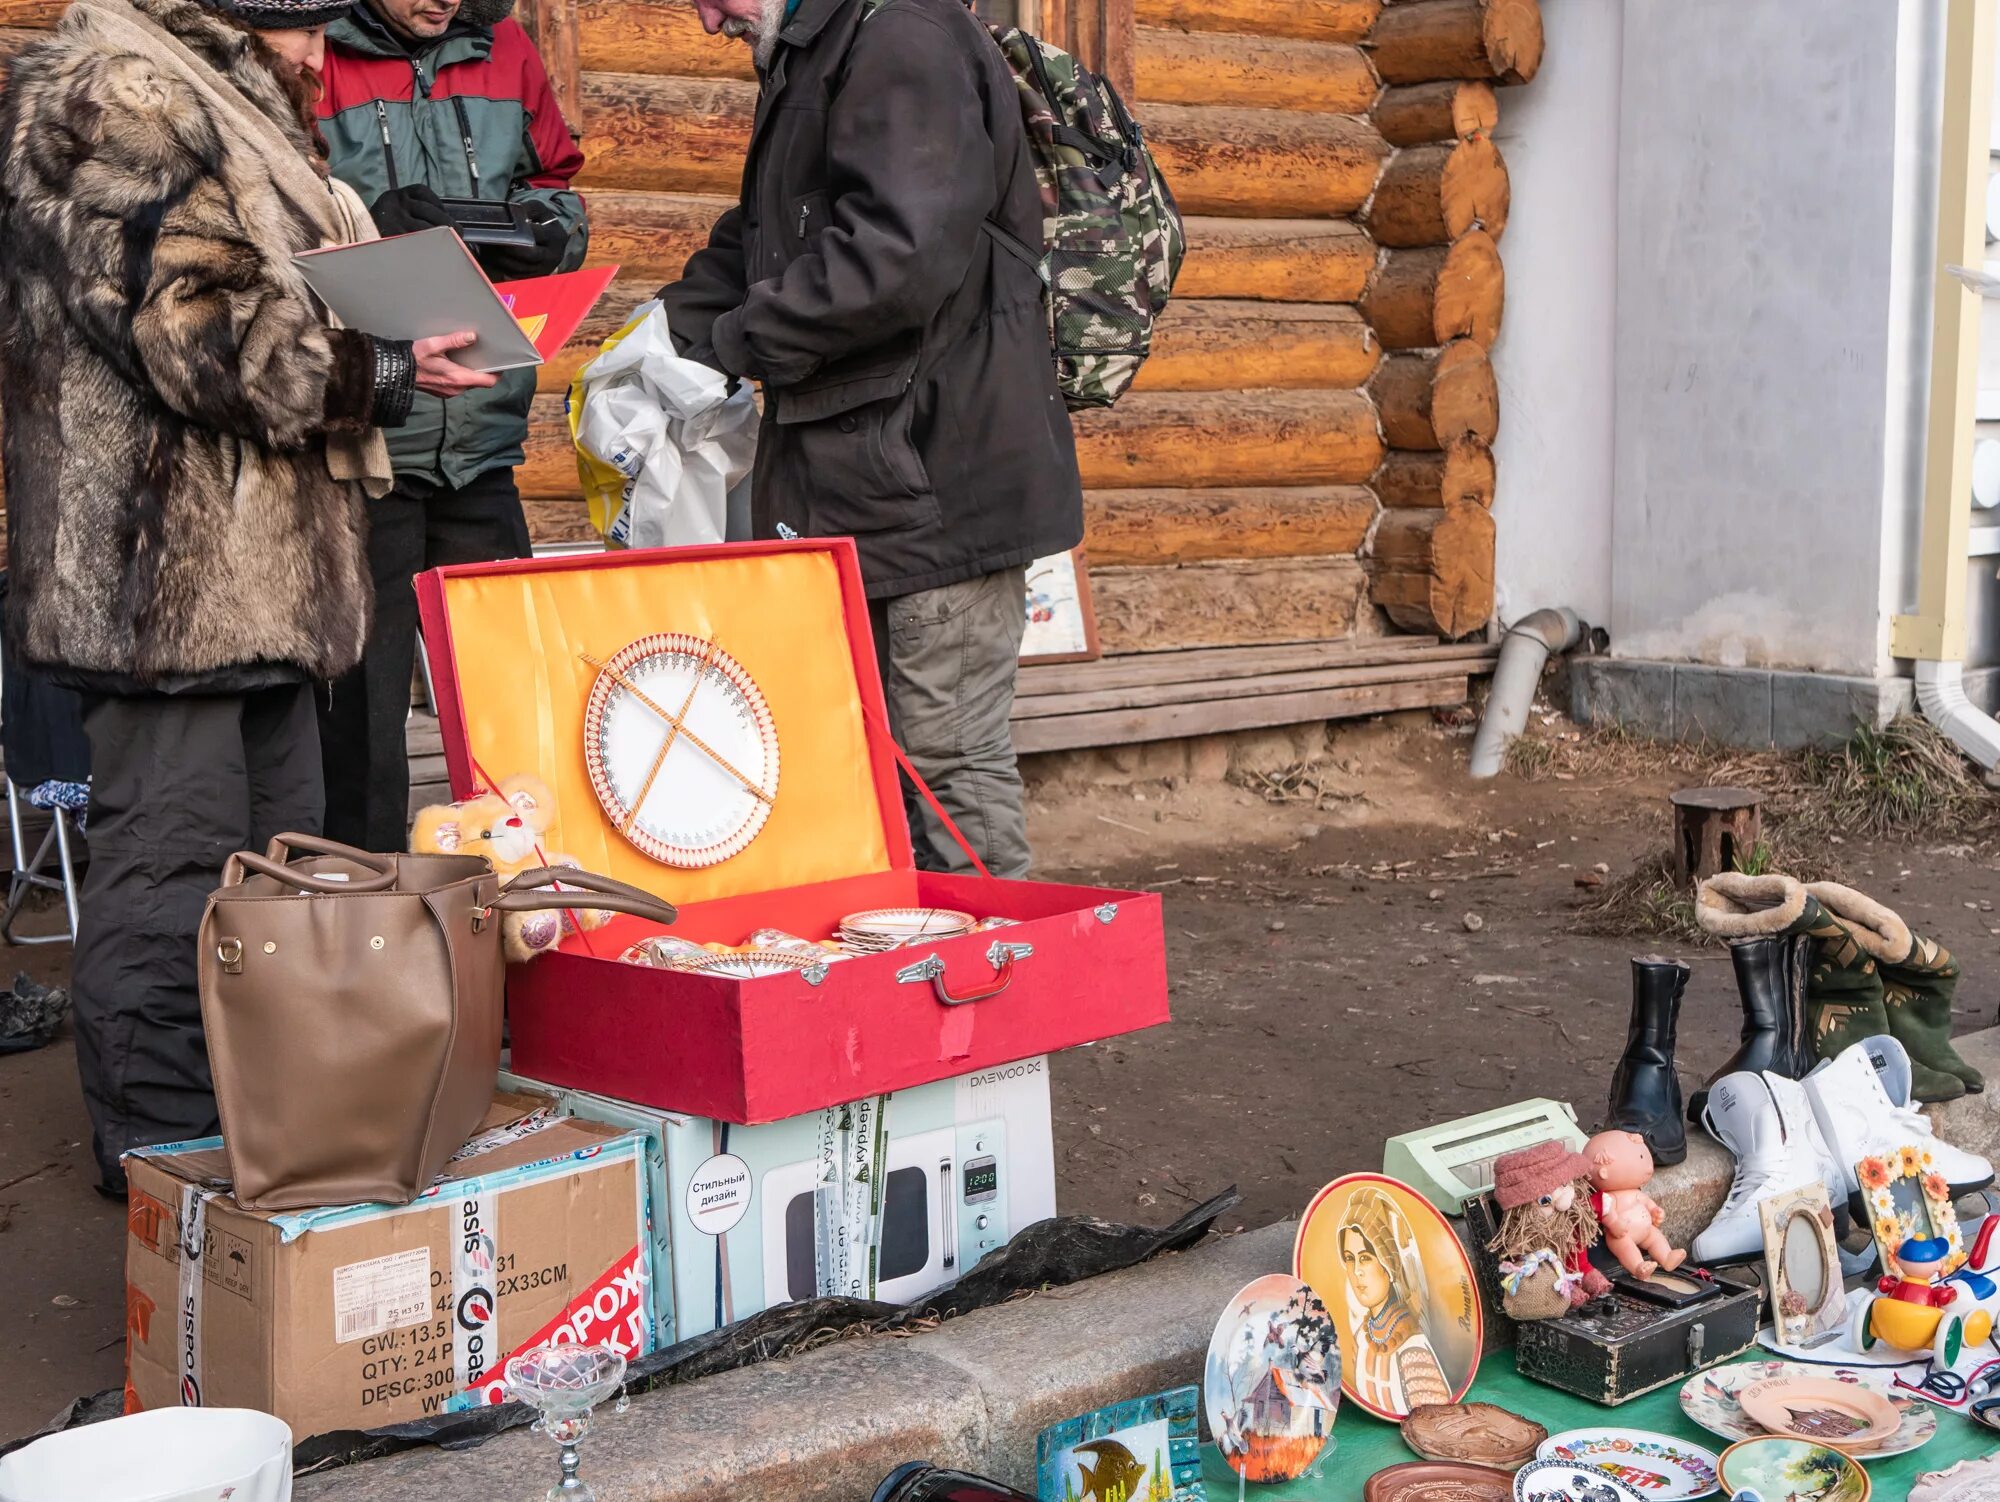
[1463,1193,1764,1405]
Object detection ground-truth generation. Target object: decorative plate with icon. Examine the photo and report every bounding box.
[582,634,779,868]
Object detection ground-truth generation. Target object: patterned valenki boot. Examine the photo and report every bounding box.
[1696,873,1903,1084]
[1808,883,1983,1098]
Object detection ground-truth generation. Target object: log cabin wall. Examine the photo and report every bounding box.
[0,0,1542,661]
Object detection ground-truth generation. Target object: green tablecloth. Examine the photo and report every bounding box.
[1197,1353,1998,1498]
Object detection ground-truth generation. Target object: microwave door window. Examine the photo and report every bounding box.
[784,1191,816,1302]
[878,1165,932,1282]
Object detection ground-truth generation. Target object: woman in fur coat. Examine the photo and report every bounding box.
[0,0,494,1193]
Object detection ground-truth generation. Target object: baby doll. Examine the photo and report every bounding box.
[1585,1129,1686,1280]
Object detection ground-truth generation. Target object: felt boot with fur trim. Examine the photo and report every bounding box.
[1806,883,1969,1102]
[1697,873,1893,1076]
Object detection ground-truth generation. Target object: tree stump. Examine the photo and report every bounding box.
[1670,787,1764,886]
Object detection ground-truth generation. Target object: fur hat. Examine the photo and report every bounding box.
[196,0,358,32]
[1493,1139,1592,1210]
[456,0,516,27]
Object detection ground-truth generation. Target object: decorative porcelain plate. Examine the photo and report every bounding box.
[582,634,778,868]
[1510,1457,1649,1502]
[1294,1174,1482,1420]
[660,949,824,980]
[1678,1360,1936,1458]
[1203,1274,1339,1482]
[1716,1436,1870,1502]
[837,908,977,954]
[1737,1376,1900,1450]
[1535,1429,1720,1500]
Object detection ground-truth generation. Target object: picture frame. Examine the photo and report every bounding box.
[1036,1385,1203,1502]
[1856,1145,1964,1274]
[1020,549,1102,666]
[1757,1183,1846,1348]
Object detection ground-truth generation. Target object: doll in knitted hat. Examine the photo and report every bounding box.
[1488,1140,1612,1319]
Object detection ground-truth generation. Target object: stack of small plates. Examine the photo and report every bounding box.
[662,950,826,979]
[837,907,977,954]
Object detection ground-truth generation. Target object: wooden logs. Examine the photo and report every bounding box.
[1070,390,1383,489]
[582,191,732,284]
[1364,135,1509,246]
[1372,438,1496,510]
[576,74,755,194]
[1669,788,1765,886]
[1133,0,1382,44]
[0,23,36,66]
[1367,0,1544,88]
[577,0,755,78]
[0,0,62,25]
[1084,486,1379,564]
[1373,80,1499,146]
[1133,27,1380,114]
[1370,504,1495,638]
[1142,104,1388,217]
[1139,302,1379,391]
[523,498,598,549]
[1093,558,1372,653]
[1360,232,1504,348]
[1176,218,1376,303]
[1369,342,1499,448]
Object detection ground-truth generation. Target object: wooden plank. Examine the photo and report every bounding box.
[1143,103,1388,218]
[1014,653,1494,717]
[1177,217,1377,303]
[1011,675,1468,753]
[576,73,755,195]
[1015,637,1491,697]
[1084,485,1377,563]
[577,0,755,78]
[1132,0,1380,44]
[1137,301,1379,391]
[517,0,582,127]
[1071,389,1383,489]
[524,497,600,547]
[1091,557,1370,652]
[0,0,61,25]
[1133,26,1379,114]
[583,190,733,285]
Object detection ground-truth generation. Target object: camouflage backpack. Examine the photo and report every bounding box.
[860,1,1185,409]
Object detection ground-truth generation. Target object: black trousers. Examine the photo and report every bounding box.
[318,469,531,852]
[73,683,324,1190]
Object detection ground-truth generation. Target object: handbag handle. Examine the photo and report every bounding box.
[223,846,399,894]
[261,832,389,866]
[489,866,680,926]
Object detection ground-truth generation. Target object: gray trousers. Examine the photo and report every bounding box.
[869,567,1031,880]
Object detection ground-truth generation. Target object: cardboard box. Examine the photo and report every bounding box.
[416,541,1170,1123]
[503,1056,1055,1342]
[124,1097,652,1436]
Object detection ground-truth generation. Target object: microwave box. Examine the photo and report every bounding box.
[501,1055,1055,1342]
[123,1096,651,1437]
[416,540,1169,1124]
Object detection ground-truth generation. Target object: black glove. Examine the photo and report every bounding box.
[369,184,454,238]
[478,214,571,282]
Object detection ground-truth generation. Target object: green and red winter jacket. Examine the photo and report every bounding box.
[319,4,588,488]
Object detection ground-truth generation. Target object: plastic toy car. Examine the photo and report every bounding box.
[1850,1219,2000,1367]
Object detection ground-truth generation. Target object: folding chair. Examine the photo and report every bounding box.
[3,777,80,945]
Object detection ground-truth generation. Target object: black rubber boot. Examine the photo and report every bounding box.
[1687,933,1813,1121]
[1606,956,1690,1165]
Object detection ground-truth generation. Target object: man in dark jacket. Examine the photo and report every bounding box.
[316,0,589,851]
[661,0,1081,879]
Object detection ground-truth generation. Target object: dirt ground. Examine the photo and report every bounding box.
[8,711,2000,1442]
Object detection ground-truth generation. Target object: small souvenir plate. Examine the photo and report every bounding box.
[1678,1360,1936,1458]
[1363,1461,1514,1502]
[1536,1429,1719,1500]
[1403,1403,1544,1471]
[662,949,824,979]
[1738,1376,1900,1451]
[1716,1437,1870,1502]
[1511,1458,1648,1502]
[838,907,977,953]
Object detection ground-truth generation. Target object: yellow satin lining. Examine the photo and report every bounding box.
[435,551,893,904]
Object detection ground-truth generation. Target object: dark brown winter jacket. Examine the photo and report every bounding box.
[0,0,381,688]
[657,0,1084,600]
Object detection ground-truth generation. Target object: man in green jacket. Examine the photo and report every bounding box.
[317,0,588,850]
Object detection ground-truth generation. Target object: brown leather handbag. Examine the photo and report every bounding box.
[197,834,676,1211]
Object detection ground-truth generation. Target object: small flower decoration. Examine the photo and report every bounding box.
[1925,1173,1950,1202]
[1858,1157,1893,1192]
[1781,1290,1808,1317]
[1899,1146,1924,1179]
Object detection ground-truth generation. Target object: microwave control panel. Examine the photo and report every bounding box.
[956,1121,1007,1267]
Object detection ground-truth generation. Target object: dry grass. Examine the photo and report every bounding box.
[1521,716,2000,943]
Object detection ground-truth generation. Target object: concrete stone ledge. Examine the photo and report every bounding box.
[298,1221,1295,1502]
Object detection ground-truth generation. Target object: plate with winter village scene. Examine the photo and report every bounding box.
[1678,1360,1935,1458]
[1204,1274,1340,1482]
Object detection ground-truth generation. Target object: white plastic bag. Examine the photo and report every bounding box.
[570,300,759,548]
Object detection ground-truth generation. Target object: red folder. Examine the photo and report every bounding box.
[493,264,621,362]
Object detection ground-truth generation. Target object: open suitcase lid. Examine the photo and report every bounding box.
[415,540,917,907]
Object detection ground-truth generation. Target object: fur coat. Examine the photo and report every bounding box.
[0,0,379,686]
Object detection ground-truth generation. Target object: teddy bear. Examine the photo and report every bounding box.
[409,773,611,963]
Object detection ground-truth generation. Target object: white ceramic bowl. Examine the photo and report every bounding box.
[0,1408,292,1502]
